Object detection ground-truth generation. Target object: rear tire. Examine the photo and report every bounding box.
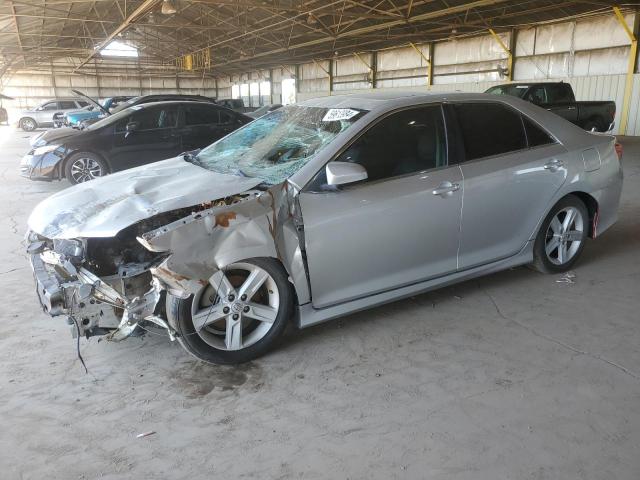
[583,118,603,132]
[20,117,37,132]
[167,257,294,364]
[531,195,589,274]
[64,152,108,184]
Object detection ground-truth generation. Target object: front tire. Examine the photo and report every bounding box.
[20,117,37,132]
[64,152,108,184]
[531,195,589,274]
[168,258,294,364]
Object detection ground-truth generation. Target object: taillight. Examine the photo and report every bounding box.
[614,142,623,160]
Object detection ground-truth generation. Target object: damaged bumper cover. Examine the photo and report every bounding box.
[27,234,173,341]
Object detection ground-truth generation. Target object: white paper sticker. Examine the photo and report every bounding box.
[322,108,360,122]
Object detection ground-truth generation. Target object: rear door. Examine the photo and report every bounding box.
[298,104,463,308]
[451,102,568,269]
[542,84,578,124]
[110,104,181,171]
[35,101,61,125]
[179,104,229,151]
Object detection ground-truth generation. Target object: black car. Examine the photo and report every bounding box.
[21,101,251,184]
[71,90,217,129]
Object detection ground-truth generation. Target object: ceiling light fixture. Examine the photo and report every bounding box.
[161,0,177,15]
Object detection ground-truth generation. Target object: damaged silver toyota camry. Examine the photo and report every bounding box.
[26,92,623,364]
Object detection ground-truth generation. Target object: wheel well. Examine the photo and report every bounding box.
[61,151,110,178]
[566,191,598,238]
[582,115,605,131]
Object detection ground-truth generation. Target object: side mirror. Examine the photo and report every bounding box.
[326,161,368,186]
[126,121,139,133]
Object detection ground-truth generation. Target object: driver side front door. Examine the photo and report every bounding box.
[298,105,463,309]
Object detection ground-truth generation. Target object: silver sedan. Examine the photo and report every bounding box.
[26,92,623,364]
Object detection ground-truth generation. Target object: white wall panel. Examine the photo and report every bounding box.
[335,54,371,76]
[535,22,574,54]
[378,45,428,71]
[435,33,509,65]
[575,13,634,50]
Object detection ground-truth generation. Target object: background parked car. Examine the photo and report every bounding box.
[74,92,218,129]
[486,82,616,132]
[63,95,134,127]
[18,98,90,131]
[247,104,282,119]
[21,101,251,184]
[216,98,256,113]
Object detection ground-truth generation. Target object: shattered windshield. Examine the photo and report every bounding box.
[190,105,367,185]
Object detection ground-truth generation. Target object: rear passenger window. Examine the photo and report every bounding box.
[185,105,217,125]
[219,111,235,124]
[59,101,76,109]
[546,85,573,103]
[335,105,447,182]
[523,116,555,147]
[453,103,526,161]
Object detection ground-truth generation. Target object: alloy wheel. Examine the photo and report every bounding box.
[544,206,584,265]
[191,262,280,351]
[69,157,104,183]
[22,118,36,131]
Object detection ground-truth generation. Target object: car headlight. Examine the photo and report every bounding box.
[33,144,60,156]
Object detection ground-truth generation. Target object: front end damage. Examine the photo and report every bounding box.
[27,224,171,341]
[26,184,309,344]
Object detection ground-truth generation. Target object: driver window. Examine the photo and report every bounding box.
[41,102,59,110]
[526,87,547,105]
[115,106,178,132]
[335,105,447,183]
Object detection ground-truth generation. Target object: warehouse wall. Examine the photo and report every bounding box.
[2,11,639,134]
[234,11,640,135]
[0,64,218,122]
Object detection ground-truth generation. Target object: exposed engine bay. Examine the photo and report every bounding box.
[27,194,260,342]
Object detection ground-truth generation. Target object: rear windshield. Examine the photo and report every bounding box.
[485,85,529,98]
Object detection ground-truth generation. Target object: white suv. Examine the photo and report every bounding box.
[18,98,89,131]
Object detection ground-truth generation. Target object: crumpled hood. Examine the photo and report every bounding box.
[28,157,262,239]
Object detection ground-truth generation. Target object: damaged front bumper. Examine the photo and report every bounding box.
[28,237,174,341]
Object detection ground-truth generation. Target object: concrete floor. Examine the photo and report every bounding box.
[0,127,639,480]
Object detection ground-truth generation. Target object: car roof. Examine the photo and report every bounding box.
[297,91,534,112]
[123,100,231,109]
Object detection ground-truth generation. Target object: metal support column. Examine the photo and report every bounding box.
[329,58,334,94]
[269,69,273,104]
[353,52,374,88]
[313,59,331,94]
[409,42,432,88]
[489,28,513,81]
[613,6,638,135]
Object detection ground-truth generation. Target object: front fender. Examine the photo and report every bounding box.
[142,185,311,305]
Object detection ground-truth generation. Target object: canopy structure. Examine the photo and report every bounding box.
[0,0,631,76]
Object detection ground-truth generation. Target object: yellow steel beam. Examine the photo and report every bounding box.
[409,41,432,87]
[312,59,330,77]
[353,51,372,71]
[489,28,513,81]
[613,6,637,135]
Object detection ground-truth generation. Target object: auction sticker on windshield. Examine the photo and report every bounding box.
[322,108,361,122]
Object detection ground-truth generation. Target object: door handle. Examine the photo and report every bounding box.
[432,181,460,196]
[567,106,576,110]
[544,159,564,171]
